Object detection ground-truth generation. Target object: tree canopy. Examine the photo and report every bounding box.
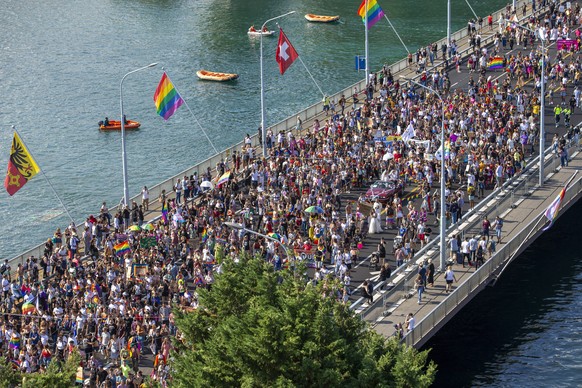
[172,255,436,387]
[0,350,80,388]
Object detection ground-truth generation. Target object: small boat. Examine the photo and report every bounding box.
[304,14,340,23]
[98,120,141,131]
[247,29,275,37]
[196,70,239,82]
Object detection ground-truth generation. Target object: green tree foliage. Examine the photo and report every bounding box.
[22,350,81,388]
[0,358,21,388]
[172,256,436,387]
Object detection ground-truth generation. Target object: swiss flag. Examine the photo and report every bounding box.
[275,28,299,75]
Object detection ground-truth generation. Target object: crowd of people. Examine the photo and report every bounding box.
[0,1,580,386]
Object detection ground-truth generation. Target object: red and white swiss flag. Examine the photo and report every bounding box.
[275,28,299,75]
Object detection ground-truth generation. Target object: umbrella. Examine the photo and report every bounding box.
[143,223,155,231]
[200,181,214,190]
[127,225,141,232]
[305,206,324,214]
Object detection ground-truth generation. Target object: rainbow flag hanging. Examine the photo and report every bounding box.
[216,171,231,187]
[154,72,184,120]
[114,241,131,256]
[161,201,169,224]
[543,172,577,230]
[22,302,35,315]
[201,228,208,242]
[358,0,385,29]
[488,56,504,70]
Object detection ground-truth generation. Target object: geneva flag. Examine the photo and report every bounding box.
[4,132,40,196]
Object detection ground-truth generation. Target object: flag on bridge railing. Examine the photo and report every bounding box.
[542,171,578,231]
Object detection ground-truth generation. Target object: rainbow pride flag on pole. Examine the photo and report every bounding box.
[114,241,131,256]
[154,72,184,120]
[9,335,20,350]
[216,171,231,187]
[488,56,504,70]
[201,228,208,243]
[542,172,578,230]
[22,302,35,315]
[161,201,169,224]
[358,0,385,29]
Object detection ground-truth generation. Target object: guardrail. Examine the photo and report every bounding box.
[404,148,582,347]
[5,0,537,275]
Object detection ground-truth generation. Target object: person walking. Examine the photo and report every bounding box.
[427,259,435,287]
[494,215,504,243]
[415,274,425,304]
[445,265,457,293]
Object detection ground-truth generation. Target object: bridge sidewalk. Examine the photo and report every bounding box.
[372,152,582,339]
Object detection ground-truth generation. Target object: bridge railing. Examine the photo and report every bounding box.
[404,151,582,347]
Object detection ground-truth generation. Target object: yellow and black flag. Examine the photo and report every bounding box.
[4,132,40,196]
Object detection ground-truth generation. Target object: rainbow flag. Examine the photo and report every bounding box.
[161,201,169,224]
[488,56,504,70]
[154,72,184,120]
[22,302,35,315]
[358,0,385,29]
[201,228,208,242]
[9,335,20,350]
[216,171,231,187]
[76,366,84,384]
[542,172,577,230]
[114,241,131,256]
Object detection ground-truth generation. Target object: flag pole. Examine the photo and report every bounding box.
[365,0,369,86]
[490,213,546,287]
[296,57,325,97]
[161,69,219,155]
[383,14,410,54]
[491,171,578,286]
[11,126,75,224]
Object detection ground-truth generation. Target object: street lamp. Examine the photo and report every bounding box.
[223,221,294,268]
[513,24,546,186]
[120,63,158,206]
[401,77,447,272]
[260,11,296,157]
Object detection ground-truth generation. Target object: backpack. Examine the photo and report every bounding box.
[0,264,6,275]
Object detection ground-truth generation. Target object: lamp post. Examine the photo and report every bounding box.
[120,62,158,206]
[223,221,294,268]
[514,24,546,186]
[402,77,447,272]
[260,11,296,158]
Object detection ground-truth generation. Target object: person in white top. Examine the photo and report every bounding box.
[405,313,415,332]
[142,186,150,211]
[445,265,457,293]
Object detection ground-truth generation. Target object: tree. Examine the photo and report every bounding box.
[22,350,81,388]
[172,255,436,387]
[0,358,21,388]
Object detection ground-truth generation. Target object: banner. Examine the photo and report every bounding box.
[140,236,157,248]
[556,39,578,50]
